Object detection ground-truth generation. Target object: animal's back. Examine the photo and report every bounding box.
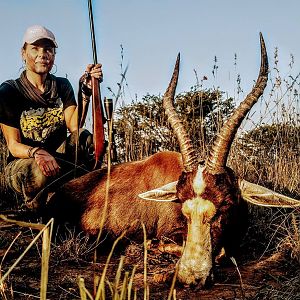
[48,151,185,239]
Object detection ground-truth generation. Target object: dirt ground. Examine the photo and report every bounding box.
[0,213,299,300]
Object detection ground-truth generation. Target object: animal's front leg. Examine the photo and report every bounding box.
[146,239,183,257]
[158,241,183,257]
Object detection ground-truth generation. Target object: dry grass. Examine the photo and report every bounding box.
[51,226,99,264]
[0,216,53,300]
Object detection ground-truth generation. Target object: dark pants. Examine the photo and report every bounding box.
[5,129,94,211]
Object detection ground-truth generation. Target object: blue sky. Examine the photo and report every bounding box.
[0,0,299,108]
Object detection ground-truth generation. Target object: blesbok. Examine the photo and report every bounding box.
[47,33,300,287]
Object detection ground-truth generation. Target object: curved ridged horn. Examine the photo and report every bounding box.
[206,33,269,174]
[163,53,198,172]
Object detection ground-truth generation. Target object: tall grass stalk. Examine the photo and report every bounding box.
[127,265,137,300]
[167,262,179,300]
[78,276,94,300]
[0,216,54,300]
[113,255,125,295]
[119,271,129,299]
[230,257,245,299]
[93,220,139,300]
[142,223,148,300]
[40,223,52,300]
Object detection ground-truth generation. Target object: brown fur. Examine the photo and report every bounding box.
[176,170,197,202]
[201,167,248,257]
[48,152,247,255]
[47,151,187,241]
[174,166,248,258]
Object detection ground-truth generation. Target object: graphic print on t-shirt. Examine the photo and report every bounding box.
[20,97,64,143]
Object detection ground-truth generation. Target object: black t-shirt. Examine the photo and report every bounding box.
[0,76,77,158]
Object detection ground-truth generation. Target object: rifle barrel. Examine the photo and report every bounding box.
[88,0,98,64]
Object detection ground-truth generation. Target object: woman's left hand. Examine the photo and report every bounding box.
[85,63,103,87]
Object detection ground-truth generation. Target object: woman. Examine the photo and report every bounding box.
[0,25,103,211]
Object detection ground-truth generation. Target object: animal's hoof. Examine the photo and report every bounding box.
[153,272,169,283]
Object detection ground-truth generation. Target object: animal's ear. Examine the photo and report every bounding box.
[239,179,300,208]
[138,181,178,202]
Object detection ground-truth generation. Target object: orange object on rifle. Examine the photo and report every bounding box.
[91,76,105,167]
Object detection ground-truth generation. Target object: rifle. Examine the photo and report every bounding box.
[87,0,106,167]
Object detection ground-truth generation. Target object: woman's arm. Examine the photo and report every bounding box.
[1,123,60,177]
[64,105,78,133]
[64,64,103,132]
[1,123,32,158]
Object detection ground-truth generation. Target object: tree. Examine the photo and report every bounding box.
[113,87,235,162]
[239,123,300,158]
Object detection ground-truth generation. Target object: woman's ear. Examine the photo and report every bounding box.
[21,47,26,62]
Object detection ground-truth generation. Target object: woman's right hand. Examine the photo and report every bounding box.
[34,148,60,177]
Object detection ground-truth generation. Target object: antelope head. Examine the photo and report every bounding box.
[139,33,300,287]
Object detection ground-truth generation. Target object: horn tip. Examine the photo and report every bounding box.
[259,32,265,46]
[176,53,181,67]
[258,32,268,73]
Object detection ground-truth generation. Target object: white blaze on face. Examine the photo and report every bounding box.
[193,165,206,194]
[178,166,216,286]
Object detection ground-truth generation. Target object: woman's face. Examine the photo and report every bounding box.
[22,39,56,75]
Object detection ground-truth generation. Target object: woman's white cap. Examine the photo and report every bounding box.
[23,25,58,48]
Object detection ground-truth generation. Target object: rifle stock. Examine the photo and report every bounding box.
[92,76,106,167]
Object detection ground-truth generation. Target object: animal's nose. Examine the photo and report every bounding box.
[177,263,214,288]
[189,270,214,290]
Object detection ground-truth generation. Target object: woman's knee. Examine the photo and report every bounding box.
[6,158,47,193]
